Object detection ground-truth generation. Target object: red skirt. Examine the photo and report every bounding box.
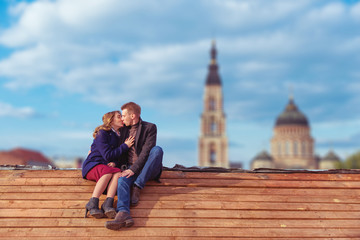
[85,164,121,182]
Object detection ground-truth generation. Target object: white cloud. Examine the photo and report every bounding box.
[0,36,209,110]
[219,34,301,57]
[303,2,346,24]
[350,1,360,22]
[0,0,180,47]
[236,61,287,74]
[337,36,360,52]
[0,101,36,118]
[209,0,312,29]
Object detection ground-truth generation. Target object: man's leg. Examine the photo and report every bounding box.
[131,146,163,206]
[134,146,163,189]
[105,175,136,230]
[116,175,136,213]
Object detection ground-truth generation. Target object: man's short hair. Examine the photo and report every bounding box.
[121,102,141,115]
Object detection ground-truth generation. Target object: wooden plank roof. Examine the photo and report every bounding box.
[1,166,360,239]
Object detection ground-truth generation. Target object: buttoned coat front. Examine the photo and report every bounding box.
[82,129,129,178]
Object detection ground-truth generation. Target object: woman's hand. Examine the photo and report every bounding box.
[125,135,135,148]
[107,162,115,168]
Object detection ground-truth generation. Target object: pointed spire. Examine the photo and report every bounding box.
[206,40,221,85]
[210,39,217,65]
[289,84,294,101]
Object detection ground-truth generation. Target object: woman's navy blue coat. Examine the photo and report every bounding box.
[82,129,129,179]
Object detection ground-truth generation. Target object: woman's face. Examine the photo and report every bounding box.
[111,112,124,129]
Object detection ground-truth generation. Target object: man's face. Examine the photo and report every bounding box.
[121,109,132,126]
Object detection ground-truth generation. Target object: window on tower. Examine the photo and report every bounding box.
[210,145,216,164]
[211,122,217,133]
[209,97,216,111]
[210,117,217,134]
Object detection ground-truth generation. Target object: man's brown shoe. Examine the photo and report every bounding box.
[131,185,141,206]
[104,211,134,230]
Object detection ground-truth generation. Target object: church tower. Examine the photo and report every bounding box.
[198,41,229,168]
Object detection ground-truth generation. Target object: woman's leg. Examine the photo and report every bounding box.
[85,173,112,219]
[106,172,122,198]
[91,174,112,198]
[100,172,121,219]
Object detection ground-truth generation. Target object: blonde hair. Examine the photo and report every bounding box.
[93,111,121,138]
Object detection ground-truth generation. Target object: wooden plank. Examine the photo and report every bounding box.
[1,209,360,219]
[3,177,360,188]
[0,192,94,200]
[135,201,360,211]
[147,179,360,188]
[0,238,192,240]
[160,171,360,181]
[0,185,94,193]
[0,178,93,186]
[142,186,360,196]
[2,170,360,181]
[2,200,360,211]
[3,185,360,197]
[140,194,360,204]
[0,170,82,178]
[0,238,356,240]
[3,192,360,204]
[1,218,360,228]
[1,227,360,238]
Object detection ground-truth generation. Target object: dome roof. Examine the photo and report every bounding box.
[322,150,341,162]
[252,150,273,162]
[275,97,309,127]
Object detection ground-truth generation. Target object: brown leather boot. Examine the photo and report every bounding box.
[85,197,105,219]
[104,211,134,230]
[131,185,141,206]
[101,197,116,219]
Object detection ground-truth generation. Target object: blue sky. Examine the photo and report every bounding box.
[0,0,359,169]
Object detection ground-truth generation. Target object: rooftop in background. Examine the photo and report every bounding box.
[0,147,55,168]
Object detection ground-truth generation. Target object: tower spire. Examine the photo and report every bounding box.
[206,40,221,85]
[211,39,217,65]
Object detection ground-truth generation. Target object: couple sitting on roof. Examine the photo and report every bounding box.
[81,101,163,230]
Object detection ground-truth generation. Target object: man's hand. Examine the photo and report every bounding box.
[120,169,135,178]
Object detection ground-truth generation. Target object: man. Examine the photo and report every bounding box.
[105,102,163,230]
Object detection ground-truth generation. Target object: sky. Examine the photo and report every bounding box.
[0,0,359,169]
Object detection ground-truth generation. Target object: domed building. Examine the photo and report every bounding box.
[319,150,341,169]
[270,96,317,169]
[250,150,275,169]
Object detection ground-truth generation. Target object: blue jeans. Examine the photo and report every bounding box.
[116,146,163,213]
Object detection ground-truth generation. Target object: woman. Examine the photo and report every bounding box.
[82,111,134,219]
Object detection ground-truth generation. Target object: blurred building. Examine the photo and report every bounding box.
[319,150,341,169]
[251,150,275,169]
[198,41,229,168]
[51,156,83,168]
[0,147,56,168]
[251,97,341,169]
